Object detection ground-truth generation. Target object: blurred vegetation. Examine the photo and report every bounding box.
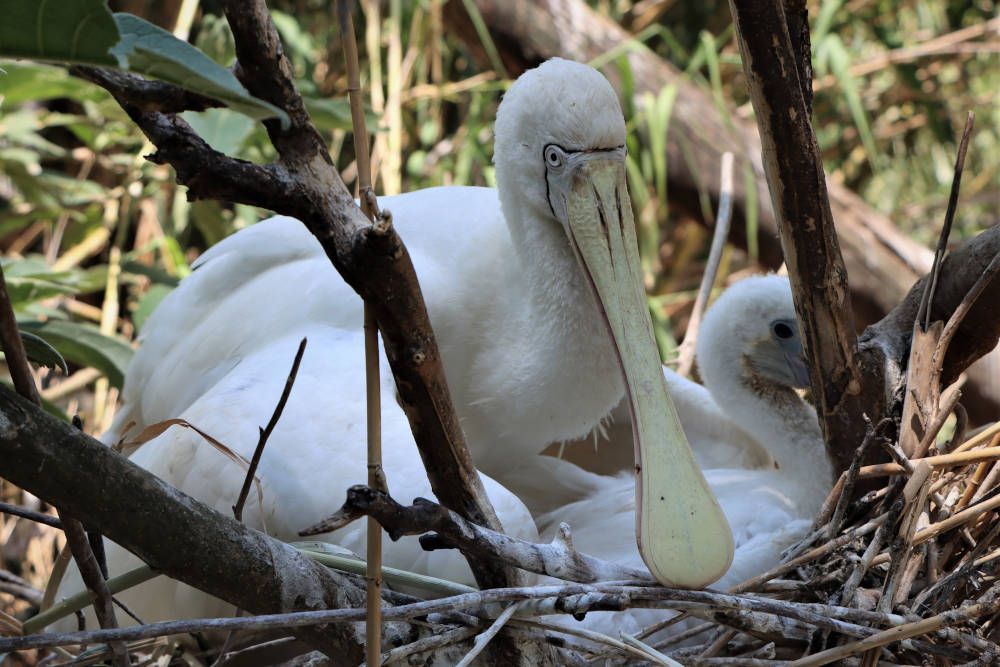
[0,0,997,423]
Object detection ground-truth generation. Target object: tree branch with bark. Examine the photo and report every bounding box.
[74,0,517,596]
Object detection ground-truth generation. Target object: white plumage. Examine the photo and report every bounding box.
[535,275,833,635]
[56,58,733,623]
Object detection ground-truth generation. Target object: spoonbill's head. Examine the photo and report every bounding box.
[495,59,733,589]
[697,275,811,395]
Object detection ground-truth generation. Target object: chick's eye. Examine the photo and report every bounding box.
[772,322,794,340]
[544,146,563,168]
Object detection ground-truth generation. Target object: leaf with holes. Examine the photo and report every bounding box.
[20,331,68,374]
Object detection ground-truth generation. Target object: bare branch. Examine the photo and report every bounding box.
[301,485,652,583]
[0,384,377,661]
[233,337,307,521]
[69,66,223,114]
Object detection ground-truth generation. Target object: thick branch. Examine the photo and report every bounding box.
[865,225,1000,387]
[728,0,877,472]
[69,66,223,114]
[302,485,653,584]
[0,384,373,661]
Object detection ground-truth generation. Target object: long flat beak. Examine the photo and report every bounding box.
[558,155,734,588]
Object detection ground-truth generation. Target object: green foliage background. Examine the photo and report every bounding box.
[0,0,997,432]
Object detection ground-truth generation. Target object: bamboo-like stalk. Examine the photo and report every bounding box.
[336,2,384,663]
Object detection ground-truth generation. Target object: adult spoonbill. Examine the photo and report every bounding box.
[55,58,733,626]
[536,275,833,634]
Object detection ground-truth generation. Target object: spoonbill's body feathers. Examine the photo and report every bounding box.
[63,326,537,625]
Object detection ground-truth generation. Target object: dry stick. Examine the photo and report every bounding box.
[5,581,981,660]
[919,111,975,333]
[729,514,886,594]
[336,3,386,664]
[454,601,524,667]
[0,266,128,667]
[788,585,1000,667]
[381,625,479,666]
[899,113,974,458]
[301,487,651,582]
[232,337,307,521]
[219,337,307,663]
[676,151,734,378]
[828,418,886,537]
[953,432,1000,512]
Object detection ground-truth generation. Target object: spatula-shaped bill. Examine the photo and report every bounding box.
[557,150,734,588]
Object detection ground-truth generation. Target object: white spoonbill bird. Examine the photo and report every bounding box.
[537,275,833,635]
[54,58,733,626]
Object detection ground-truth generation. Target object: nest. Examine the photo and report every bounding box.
[658,419,1000,665]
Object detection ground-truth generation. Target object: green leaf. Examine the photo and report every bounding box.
[17,320,133,388]
[0,62,105,104]
[0,0,120,67]
[110,14,288,126]
[20,330,68,374]
[181,108,255,156]
[305,97,374,133]
[0,2,287,126]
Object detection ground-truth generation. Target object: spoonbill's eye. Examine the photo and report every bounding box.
[544,145,564,168]
[772,321,795,340]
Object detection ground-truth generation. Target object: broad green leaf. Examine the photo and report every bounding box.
[181,108,254,156]
[18,320,133,388]
[0,0,120,67]
[193,14,235,66]
[0,2,287,126]
[110,14,288,126]
[20,330,68,374]
[305,97,370,132]
[120,260,180,288]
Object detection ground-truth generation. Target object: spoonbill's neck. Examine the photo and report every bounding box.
[699,345,833,516]
[718,367,831,515]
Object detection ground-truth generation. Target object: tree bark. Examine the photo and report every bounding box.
[727,0,880,474]
[442,0,1000,425]
[0,385,373,661]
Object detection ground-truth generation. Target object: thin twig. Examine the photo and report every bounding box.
[300,486,651,582]
[455,601,524,667]
[232,337,307,521]
[336,2,387,664]
[789,584,1000,666]
[918,111,975,331]
[676,151,734,378]
[829,417,885,536]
